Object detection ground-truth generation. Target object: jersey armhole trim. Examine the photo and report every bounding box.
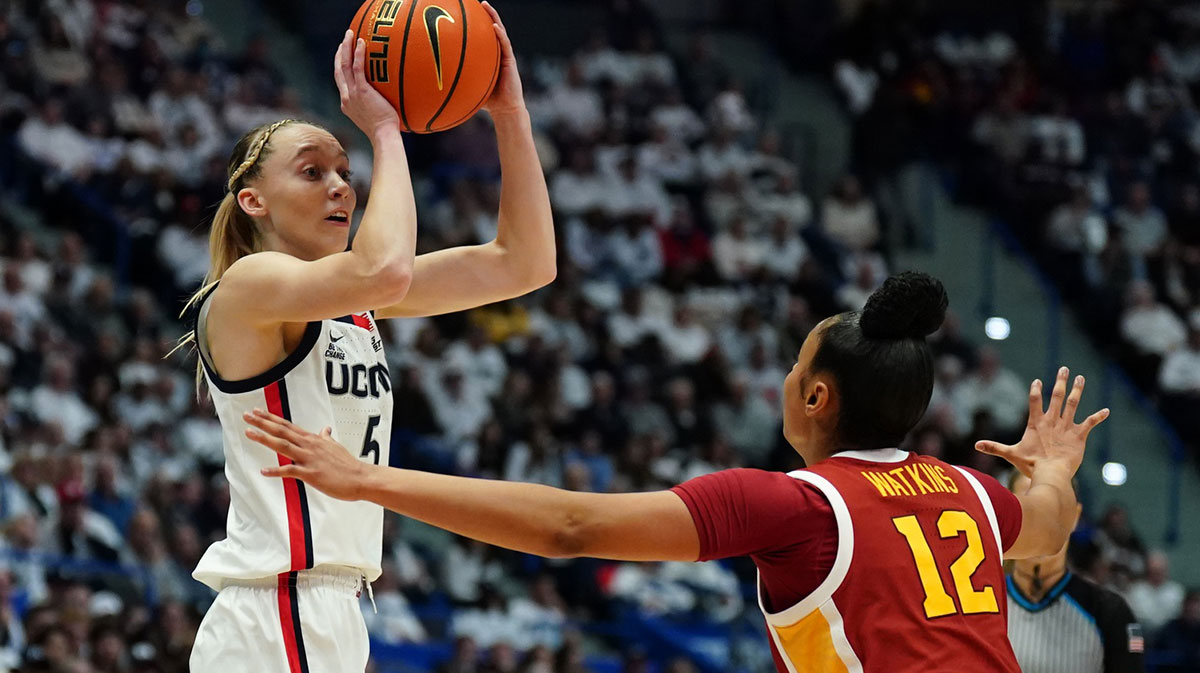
[194,286,323,395]
[952,466,1005,560]
[757,471,854,626]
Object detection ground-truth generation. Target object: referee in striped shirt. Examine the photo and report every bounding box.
[1006,473,1144,673]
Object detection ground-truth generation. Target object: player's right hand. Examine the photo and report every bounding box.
[334,29,401,140]
[975,367,1109,478]
[245,408,369,501]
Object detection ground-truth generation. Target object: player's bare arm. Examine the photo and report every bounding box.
[375,3,555,320]
[976,367,1109,559]
[242,409,699,562]
[212,30,417,331]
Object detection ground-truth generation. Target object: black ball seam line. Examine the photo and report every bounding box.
[442,28,500,130]
[424,0,470,132]
[397,0,421,132]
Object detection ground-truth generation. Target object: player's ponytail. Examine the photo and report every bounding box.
[170,119,305,387]
[809,272,948,450]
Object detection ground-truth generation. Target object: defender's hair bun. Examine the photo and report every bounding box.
[860,271,948,340]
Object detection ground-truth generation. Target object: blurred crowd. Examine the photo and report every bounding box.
[0,0,1196,672]
[830,1,1200,457]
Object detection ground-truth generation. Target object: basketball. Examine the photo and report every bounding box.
[350,0,501,133]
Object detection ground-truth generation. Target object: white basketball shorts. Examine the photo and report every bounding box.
[190,566,369,673]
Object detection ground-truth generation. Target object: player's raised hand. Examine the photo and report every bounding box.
[479,2,526,118]
[975,367,1109,478]
[334,29,400,139]
[244,408,368,501]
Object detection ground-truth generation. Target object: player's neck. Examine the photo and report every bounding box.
[1012,557,1069,602]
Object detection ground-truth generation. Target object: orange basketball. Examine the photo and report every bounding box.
[350,0,501,133]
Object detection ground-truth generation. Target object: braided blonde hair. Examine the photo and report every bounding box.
[171,119,311,382]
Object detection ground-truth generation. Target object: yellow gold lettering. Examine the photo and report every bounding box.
[884,471,913,496]
[890,467,918,496]
[904,465,934,494]
[862,471,895,497]
[920,464,947,492]
[934,466,959,493]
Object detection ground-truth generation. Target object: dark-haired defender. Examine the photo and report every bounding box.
[243,272,1109,673]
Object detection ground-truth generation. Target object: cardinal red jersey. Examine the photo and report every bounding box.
[672,449,1023,673]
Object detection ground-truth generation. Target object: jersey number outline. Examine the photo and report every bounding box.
[360,414,382,465]
[892,510,1000,619]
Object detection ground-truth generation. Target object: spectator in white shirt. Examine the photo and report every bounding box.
[823,175,880,252]
[755,173,813,229]
[17,100,93,176]
[712,217,767,282]
[426,366,492,442]
[603,157,672,226]
[1113,181,1169,262]
[544,63,605,138]
[551,148,608,217]
[956,347,1029,438]
[650,88,706,144]
[31,14,90,87]
[30,356,98,447]
[148,68,220,145]
[574,30,626,85]
[698,128,752,183]
[609,215,664,286]
[1120,280,1187,357]
[1027,97,1086,167]
[707,81,756,135]
[763,217,811,284]
[658,304,712,365]
[836,260,881,311]
[607,288,668,350]
[637,123,698,188]
[1160,327,1200,395]
[626,30,676,86]
[710,374,777,466]
[1125,550,1185,638]
[443,326,508,399]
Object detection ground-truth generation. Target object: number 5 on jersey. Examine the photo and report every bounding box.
[360,415,382,465]
[893,510,1000,619]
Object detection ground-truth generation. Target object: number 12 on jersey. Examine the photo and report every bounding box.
[893,510,999,619]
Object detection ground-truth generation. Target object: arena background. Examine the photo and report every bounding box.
[0,0,1197,671]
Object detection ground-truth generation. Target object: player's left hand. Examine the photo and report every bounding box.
[974,367,1109,478]
[480,2,526,118]
[244,409,368,501]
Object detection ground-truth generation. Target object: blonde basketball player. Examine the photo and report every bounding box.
[187,6,553,672]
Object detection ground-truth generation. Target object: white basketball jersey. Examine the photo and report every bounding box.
[191,285,392,591]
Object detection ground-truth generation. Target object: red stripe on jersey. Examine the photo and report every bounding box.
[352,313,371,330]
[266,381,307,571]
[277,575,303,673]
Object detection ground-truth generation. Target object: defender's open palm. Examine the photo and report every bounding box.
[976,367,1109,478]
[245,409,367,501]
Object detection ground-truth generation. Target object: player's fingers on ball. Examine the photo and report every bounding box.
[352,38,369,85]
[482,1,502,25]
[334,44,350,99]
